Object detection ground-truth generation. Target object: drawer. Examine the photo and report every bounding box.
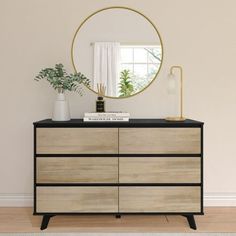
[36,128,118,154]
[36,187,118,213]
[119,187,201,212]
[119,128,201,154]
[119,157,200,183]
[37,157,118,183]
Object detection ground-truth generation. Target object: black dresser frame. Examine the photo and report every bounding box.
[33,119,204,230]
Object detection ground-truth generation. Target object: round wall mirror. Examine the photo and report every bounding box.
[71,7,163,98]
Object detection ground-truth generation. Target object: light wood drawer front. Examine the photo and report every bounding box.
[36,128,118,154]
[119,157,200,183]
[119,187,201,212]
[119,128,201,154]
[37,187,118,213]
[37,157,118,183]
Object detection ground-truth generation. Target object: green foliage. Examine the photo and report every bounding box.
[119,69,134,97]
[35,64,90,95]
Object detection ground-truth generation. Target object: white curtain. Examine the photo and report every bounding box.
[93,42,120,97]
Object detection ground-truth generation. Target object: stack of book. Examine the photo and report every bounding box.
[83,112,130,122]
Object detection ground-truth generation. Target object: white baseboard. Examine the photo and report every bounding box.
[204,193,236,206]
[1,193,236,207]
[0,194,33,207]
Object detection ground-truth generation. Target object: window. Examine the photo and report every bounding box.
[119,45,162,96]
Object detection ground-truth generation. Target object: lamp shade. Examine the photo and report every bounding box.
[167,73,176,94]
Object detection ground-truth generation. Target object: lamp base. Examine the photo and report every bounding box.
[165,116,186,122]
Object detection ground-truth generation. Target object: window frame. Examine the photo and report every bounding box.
[120,45,162,78]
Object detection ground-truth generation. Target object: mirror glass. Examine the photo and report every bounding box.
[72,7,163,98]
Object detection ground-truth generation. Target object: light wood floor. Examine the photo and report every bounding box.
[0,207,236,233]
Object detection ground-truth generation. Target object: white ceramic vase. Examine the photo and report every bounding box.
[52,91,71,121]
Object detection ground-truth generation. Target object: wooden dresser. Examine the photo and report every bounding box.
[33,119,204,230]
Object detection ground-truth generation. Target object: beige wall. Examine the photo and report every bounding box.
[0,0,236,206]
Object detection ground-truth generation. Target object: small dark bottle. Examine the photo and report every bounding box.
[96,96,105,112]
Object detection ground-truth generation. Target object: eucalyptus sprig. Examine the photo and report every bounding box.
[35,63,90,95]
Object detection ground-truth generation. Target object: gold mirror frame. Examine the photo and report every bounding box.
[71,6,164,99]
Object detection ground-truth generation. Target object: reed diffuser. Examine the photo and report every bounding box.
[96,83,106,112]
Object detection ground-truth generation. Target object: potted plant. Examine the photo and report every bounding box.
[119,69,134,97]
[35,63,90,121]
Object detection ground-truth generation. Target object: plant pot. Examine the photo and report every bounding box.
[52,92,71,121]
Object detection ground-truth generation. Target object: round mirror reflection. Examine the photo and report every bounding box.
[71,7,163,98]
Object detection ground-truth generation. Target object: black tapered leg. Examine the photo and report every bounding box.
[40,215,55,230]
[183,215,197,230]
[116,214,121,218]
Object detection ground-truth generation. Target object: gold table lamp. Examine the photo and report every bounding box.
[165,65,186,121]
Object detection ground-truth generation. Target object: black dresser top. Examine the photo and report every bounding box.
[34,119,203,128]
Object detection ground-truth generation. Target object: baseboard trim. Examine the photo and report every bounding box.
[204,193,236,206]
[0,194,33,207]
[1,193,236,207]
